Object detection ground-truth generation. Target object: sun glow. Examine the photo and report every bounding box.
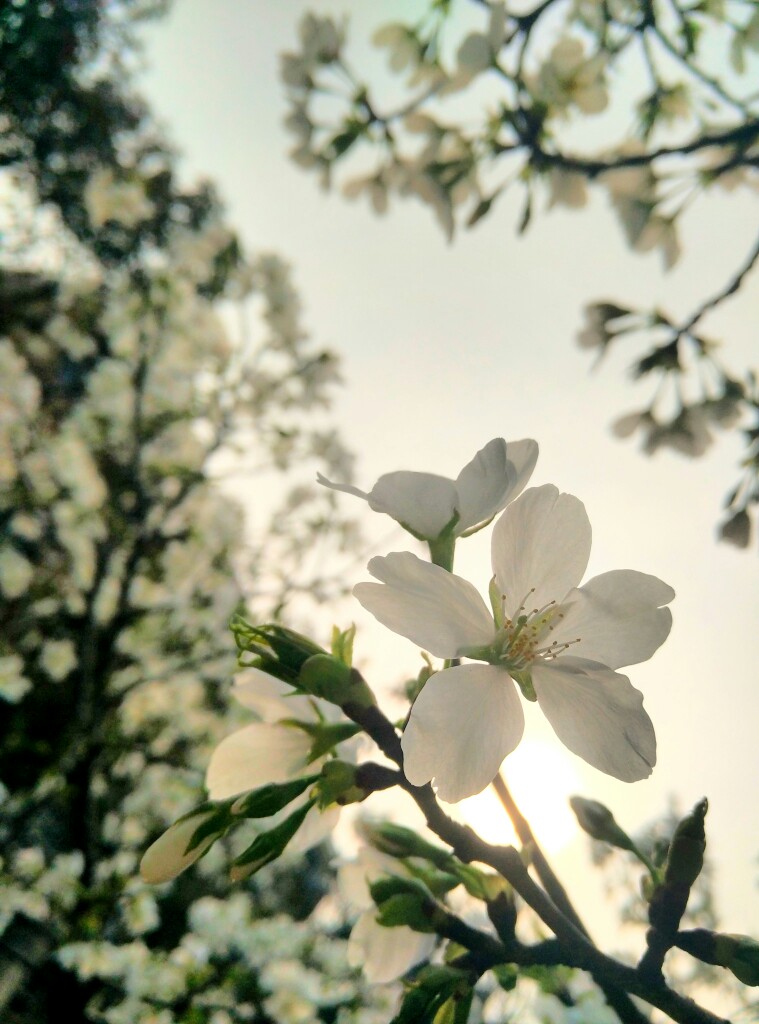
[455,739,581,853]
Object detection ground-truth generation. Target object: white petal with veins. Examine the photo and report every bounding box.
[402,664,525,802]
[532,657,656,782]
[492,484,591,617]
[355,552,494,658]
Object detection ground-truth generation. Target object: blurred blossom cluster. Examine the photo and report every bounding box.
[280,1,759,546]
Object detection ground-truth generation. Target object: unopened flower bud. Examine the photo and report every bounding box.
[298,653,376,709]
[714,933,759,986]
[231,617,325,681]
[676,929,759,986]
[360,821,452,867]
[140,807,224,884]
[665,798,707,887]
[570,796,635,851]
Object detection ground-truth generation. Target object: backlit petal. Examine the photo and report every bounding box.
[553,570,674,669]
[492,485,591,617]
[401,664,524,802]
[367,471,458,539]
[206,723,312,799]
[455,438,539,533]
[532,657,656,782]
[354,552,494,658]
[232,668,321,722]
[348,911,435,984]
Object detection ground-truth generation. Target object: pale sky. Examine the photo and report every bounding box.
[139,1,758,954]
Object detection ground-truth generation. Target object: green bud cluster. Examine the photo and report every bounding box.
[230,616,377,710]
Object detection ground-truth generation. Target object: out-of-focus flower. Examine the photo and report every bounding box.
[356,484,672,801]
[337,847,436,984]
[84,167,155,230]
[0,545,34,599]
[319,437,538,543]
[205,668,350,854]
[531,37,608,115]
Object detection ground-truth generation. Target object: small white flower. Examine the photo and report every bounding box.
[318,437,538,542]
[205,669,348,854]
[39,638,77,681]
[338,847,435,984]
[0,545,34,599]
[355,484,673,801]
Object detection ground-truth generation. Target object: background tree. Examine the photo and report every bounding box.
[279,1,759,548]
[0,3,383,1021]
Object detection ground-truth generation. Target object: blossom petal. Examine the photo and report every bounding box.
[532,657,656,782]
[401,664,524,802]
[367,471,458,539]
[354,552,494,658]
[232,668,322,722]
[455,438,539,534]
[287,804,340,856]
[205,723,312,799]
[140,812,217,884]
[554,570,674,669]
[492,484,591,616]
[348,911,435,984]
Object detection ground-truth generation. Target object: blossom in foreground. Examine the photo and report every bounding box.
[355,484,673,801]
[318,437,538,542]
[206,669,347,851]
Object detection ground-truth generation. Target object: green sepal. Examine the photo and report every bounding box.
[173,801,234,853]
[433,987,473,1024]
[316,760,365,807]
[450,863,508,902]
[405,862,461,898]
[361,821,453,868]
[491,963,518,992]
[286,719,362,763]
[392,966,470,1024]
[230,776,318,819]
[231,799,314,876]
[330,623,356,666]
[230,617,325,681]
[488,576,504,628]
[511,669,536,702]
[375,893,439,933]
[370,874,434,907]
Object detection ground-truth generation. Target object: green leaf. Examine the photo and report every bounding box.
[392,966,468,1024]
[232,799,314,877]
[376,893,438,932]
[231,776,319,819]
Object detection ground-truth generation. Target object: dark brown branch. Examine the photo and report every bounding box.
[345,690,730,1024]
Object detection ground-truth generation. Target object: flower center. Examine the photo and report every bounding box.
[495,588,579,671]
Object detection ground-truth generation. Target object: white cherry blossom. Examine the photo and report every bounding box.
[337,847,435,984]
[355,484,673,801]
[206,669,347,853]
[318,437,538,542]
